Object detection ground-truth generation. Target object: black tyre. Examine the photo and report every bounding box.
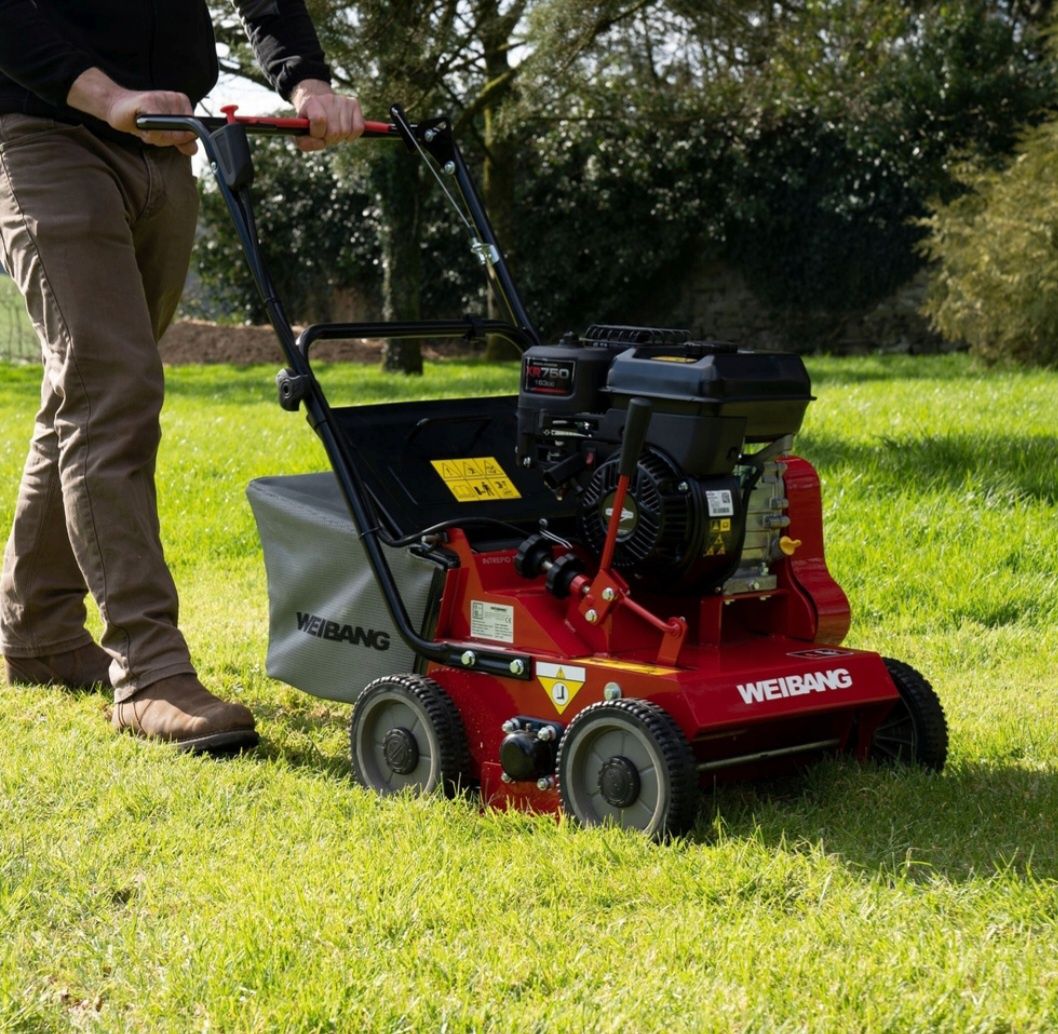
[870,658,948,771]
[557,699,699,840]
[349,674,470,797]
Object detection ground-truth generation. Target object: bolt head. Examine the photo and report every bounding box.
[501,719,516,734]
[509,659,525,676]
[536,777,553,791]
[601,587,615,602]
[443,161,456,175]
[603,681,622,701]
[501,772,513,784]
[585,609,598,624]
[461,650,476,667]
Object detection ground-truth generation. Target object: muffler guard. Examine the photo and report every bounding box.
[246,473,441,703]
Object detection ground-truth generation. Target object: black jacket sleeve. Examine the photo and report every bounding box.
[235,0,332,100]
[0,0,95,107]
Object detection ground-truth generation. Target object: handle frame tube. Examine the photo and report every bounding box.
[135,112,535,680]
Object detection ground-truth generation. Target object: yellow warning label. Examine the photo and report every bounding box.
[537,662,586,715]
[431,456,522,503]
[704,535,727,557]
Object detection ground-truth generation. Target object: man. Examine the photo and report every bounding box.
[0,1,363,751]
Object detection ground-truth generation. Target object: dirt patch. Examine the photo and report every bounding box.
[158,319,477,365]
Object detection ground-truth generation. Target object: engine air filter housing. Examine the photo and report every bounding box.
[606,345,813,444]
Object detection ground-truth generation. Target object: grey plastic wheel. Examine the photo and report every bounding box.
[349,674,468,797]
[870,658,948,771]
[557,698,698,839]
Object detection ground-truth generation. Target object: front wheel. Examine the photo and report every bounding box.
[870,658,948,771]
[557,699,699,840]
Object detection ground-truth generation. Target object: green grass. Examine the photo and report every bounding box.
[1,353,1057,1031]
[0,277,37,362]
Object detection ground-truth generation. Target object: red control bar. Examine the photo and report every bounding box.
[219,104,395,137]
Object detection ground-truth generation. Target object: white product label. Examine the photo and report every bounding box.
[470,600,514,643]
[706,489,735,516]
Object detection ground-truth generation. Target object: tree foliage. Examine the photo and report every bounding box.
[921,118,1058,367]
[196,0,1057,363]
[191,142,380,325]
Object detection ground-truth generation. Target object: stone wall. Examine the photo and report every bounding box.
[677,261,962,354]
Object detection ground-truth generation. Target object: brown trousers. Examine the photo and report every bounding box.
[0,115,199,701]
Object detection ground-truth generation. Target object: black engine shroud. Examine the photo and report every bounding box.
[516,325,813,592]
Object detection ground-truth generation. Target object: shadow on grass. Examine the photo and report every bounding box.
[250,697,351,778]
[245,704,1058,882]
[701,758,1058,881]
[800,431,1058,503]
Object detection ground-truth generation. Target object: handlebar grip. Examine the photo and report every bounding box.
[135,115,197,133]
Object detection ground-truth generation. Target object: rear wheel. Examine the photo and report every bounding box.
[557,699,699,840]
[870,658,948,771]
[349,674,469,797]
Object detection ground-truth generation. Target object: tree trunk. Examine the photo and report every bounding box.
[376,147,424,375]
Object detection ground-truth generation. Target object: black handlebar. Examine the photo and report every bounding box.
[135,111,400,139]
[131,105,543,679]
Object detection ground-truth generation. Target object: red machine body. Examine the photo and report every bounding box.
[421,455,892,816]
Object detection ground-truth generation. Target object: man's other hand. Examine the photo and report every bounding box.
[291,79,364,151]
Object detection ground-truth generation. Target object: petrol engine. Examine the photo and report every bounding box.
[516,325,814,595]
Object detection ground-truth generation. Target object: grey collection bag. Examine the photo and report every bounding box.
[246,473,441,704]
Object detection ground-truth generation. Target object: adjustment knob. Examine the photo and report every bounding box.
[545,553,584,598]
[514,533,554,579]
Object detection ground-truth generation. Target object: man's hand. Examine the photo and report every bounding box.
[291,79,364,152]
[67,68,198,155]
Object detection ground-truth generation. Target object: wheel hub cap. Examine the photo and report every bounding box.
[383,727,419,774]
[598,755,640,807]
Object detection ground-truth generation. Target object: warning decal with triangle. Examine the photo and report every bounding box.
[536,661,587,715]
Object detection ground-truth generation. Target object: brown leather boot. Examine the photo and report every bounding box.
[111,674,258,753]
[4,642,112,690]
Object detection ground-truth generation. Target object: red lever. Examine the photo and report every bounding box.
[218,104,393,137]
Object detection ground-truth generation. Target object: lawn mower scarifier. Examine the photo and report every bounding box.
[140,106,948,837]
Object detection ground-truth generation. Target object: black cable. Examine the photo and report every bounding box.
[378,516,529,549]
